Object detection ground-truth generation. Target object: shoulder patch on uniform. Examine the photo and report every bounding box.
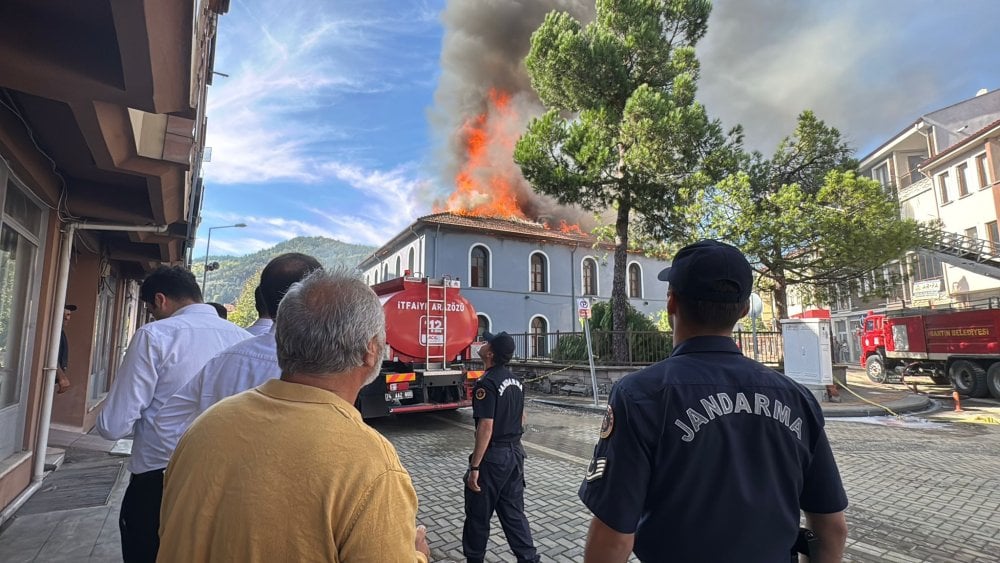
[475,388,487,401]
[585,457,607,482]
[599,405,614,440]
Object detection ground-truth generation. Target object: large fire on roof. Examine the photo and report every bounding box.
[436,89,584,235]
[441,89,525,220]
[431,0,597,234]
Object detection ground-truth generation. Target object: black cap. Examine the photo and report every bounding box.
[483,331,515,358]
[64,304,78,311]
[657,240,752,303]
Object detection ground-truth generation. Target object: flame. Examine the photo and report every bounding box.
[558,220,584,235]
[442,89,525,219]
[436,88,587,235]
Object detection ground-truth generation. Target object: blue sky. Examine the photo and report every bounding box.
[195,0,1000,256]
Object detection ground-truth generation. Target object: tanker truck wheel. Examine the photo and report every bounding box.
[865,356,887,384]
[949,360,989,398]
[987,363,1000,401]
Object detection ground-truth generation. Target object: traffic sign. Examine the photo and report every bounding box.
[578,298,591,318]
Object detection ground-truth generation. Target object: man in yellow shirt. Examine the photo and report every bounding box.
[158,269,430,562]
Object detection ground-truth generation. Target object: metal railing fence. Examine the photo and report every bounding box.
[500,330,785,366]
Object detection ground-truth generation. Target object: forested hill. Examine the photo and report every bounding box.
[191,236,375,304]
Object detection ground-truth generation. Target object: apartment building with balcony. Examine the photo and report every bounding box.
[824,89,1000,363]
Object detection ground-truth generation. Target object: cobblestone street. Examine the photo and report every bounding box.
[2,394,997,562]
[376,397,1000,562]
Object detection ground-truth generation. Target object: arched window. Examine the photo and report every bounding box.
[374,270,380,283]
[407,247,415,275]
[470,245,490,288]
[582,257,598,296]
[395,256,401,277]
[477,314,490,339]
[628,262,642,298]
[382,264,388,281]
[530,252,548,292]
[530,316,549,357]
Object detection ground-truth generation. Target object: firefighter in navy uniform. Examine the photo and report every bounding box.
[578,240,850,563]
[463,331,540,563]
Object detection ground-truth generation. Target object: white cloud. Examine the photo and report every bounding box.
[199,161,430,250]
[308,162,430,245]
[202,0,437,185]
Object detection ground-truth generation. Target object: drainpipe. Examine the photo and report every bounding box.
[571,243,578,333]
[0,222,168,527]
[432,224,441,278]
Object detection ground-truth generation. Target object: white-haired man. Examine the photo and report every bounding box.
[159,269,430,562]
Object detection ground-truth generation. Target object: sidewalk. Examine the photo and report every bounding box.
[0,429,128,563]
[532,368,935,417]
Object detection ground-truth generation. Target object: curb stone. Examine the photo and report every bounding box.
[531,394,934,418]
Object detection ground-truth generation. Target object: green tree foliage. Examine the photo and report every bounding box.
[191,236,374,304]
[552,301,672,363]
[705,111,925,320]
[227,271,261,328]
[515,0,739,361]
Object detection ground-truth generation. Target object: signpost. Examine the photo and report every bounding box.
[578,298,599,406]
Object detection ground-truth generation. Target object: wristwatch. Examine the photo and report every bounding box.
[469,466,479,471]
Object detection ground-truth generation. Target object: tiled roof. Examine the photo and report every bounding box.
[417,212,596,244]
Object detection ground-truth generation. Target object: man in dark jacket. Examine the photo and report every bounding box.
[579,240,849,563]
[463,331,539,563]
[57,305,76,393]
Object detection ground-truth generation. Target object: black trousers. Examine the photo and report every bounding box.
[119,469,164,563]
[463,443,539,563]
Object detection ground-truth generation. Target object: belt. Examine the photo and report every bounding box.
[130,469,165,483]
[489,439,520,447]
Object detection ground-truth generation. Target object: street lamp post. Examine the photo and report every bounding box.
[201,223,246,297]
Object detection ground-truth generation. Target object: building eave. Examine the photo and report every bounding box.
[919,119,1000,173]
[0,0,225,271]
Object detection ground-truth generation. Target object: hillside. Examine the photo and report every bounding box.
[191,236,376,304]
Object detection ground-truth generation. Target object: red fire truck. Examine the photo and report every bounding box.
[355,275,484,419]
[861,307,1000,399]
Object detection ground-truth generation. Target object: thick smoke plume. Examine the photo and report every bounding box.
[699,0,997,154]
[430,0,595,225]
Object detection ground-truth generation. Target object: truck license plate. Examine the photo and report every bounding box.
[385,391,413,401]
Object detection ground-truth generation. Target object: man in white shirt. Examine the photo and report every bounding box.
[148,253,322,470]
[245,285,273,336]
[96,266,250,563]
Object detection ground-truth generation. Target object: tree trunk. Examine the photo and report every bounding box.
[611,201,630,363]
[772,272,789,325]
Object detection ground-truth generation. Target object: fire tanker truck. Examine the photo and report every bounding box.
[861,306,1000,400]
[355,275,484,419]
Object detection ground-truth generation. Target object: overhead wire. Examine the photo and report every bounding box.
[0,89,81,222]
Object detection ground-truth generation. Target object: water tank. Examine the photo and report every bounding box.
[374,277,478,363]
